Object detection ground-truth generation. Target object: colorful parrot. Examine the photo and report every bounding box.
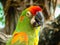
[6,6,44,45]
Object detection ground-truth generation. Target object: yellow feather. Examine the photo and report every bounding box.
[34,26,40,45]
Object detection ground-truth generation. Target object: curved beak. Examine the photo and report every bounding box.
[30,11,44,27]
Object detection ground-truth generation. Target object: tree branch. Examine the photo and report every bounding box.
[0,32,12,43]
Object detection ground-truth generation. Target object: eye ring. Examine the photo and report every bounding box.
[26,11,32,18]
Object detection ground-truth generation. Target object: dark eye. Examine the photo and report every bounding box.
[26,11,32,17]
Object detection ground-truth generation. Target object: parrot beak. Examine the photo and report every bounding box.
[30,11,44,27]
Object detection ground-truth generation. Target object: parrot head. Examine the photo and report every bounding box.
[19,6,44,28]
[16,6,44,32]
[26,6,44,27]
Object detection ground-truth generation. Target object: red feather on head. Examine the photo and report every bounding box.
[28,6,42,16]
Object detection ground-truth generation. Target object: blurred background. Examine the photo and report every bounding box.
[0,0,60,45]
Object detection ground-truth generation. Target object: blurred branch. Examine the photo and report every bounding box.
[44,0,51,17]
[52,0,57,11]
[4,0,11,16]
[0,32,12,43]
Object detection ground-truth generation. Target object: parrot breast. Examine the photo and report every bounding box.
[11,32,28,45]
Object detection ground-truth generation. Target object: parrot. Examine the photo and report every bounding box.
[6,6,44,45]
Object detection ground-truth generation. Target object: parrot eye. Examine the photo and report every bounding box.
[26,11,32,18]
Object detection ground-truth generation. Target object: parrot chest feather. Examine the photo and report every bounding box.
[11,32,28,45]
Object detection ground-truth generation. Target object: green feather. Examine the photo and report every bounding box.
[6,8,40,45]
